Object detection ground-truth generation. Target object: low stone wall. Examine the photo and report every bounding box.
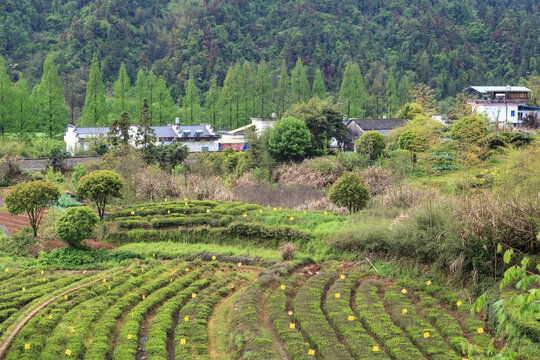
[15,156,102,172]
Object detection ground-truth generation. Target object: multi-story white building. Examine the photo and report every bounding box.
[64,118,219,154]
[463,86,539,127]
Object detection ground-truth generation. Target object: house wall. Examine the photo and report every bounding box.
[179,140,219,152]
[64,127,79,152]
[472,103,520,125]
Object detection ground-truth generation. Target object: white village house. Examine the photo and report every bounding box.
[463,86,540,127]
[64,119,219,154]
[64,117,275,154]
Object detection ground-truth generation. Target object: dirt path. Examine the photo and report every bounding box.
[208,268,260,360]
[0,271,113,360]
[257,284,288,360]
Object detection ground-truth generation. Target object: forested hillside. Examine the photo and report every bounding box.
[0,0,539,125]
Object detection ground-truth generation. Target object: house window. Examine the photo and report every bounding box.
[510,110,515,117]
[202,147,209,152]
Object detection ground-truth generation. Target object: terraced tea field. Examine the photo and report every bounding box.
[0,258,498,360]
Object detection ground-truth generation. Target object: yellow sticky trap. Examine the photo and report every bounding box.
[212,256,216,260]
[65,349,72,355]
[142,295,146,300]
[477,328,484,334]
[70,328,76,333]
[324,211,328,215]
[192,293,197,298]
[127,334,133,340]
[340,274,346,279]
[108,285,111,290]
[131,211,135,215]
[238,262,242,267]
[184,197,188,201]
[43,278,46,282]
[131,313,134,318]
[289,323,295,329]
[170,278,173,283]
[167,210,170,214]
[273,208,277,211]
[372,346,379,352]
[288,311,293,315]
[184,316,189,322]
[308,349,315,356]
[24,344,30,350]
[153,252,156,257]
[304,211,307,214]
[48,314,52,319]
[64,295,68,300]
[180,338,186,345]
[4,268,8,272]
[401,289,407,294]
[83,270,87,274]
[41,270,44,275]
[281,285,286,290]
[243,213,247,218]
[423,332,430,338]
[185,268,190,272]
[426,280,432,286]
[456,301,463,307]
[335,293,341,299]
[103,278,106,283]
[141,268,144,273]
[207,209,211,213]
[348,315,355,321]
[259,209,263,213]
[22,287,26,292]
[289,217,294,221]
[165,198,168,202]
[402,308,408,314]
[185,202,188,206]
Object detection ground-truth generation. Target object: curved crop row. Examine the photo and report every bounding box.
[267,273,312,360]
[145,277,214,360]
[34,270,136,360]
[113,265,208,360]
[414,292,469,353]
[293,270,353,360]
[229,280,281,359]
[5,268,131,360]
[355,280,425,360]
[174,277,237,360]
[325,273,389,359]
[382,286,461,360]
[84,260,189,360]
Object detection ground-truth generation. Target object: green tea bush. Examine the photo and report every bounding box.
[327,221,390,253]
[35,248,141,268]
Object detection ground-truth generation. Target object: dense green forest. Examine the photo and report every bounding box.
[0,0,539,128]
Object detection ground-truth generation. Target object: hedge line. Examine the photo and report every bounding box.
[106,222,311,247]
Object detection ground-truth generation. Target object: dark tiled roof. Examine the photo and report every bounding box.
[349,118,407,131]
[150,126,179,138]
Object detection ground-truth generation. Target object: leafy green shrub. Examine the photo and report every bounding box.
[268,116,311,161]
[71,164,87,187]
[56,206,99,248]
[354,131,386,160]
[450,115,488,144]
[337,151,363,171]
[35,248,141,268]
[76,170,124,219]
[56,193,81,208]
[0,228,36,256]
[327,221,390,253]
[328,172,370,213]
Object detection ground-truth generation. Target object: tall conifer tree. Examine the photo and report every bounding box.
[133,69,148,122]
[291,58,310,104]
[13,74,34,134]
[340,62,366,118]
[240,61,255,122]
[219,65,235,129]
[146,70,157,124]
[111,64,131,122]
[136,99,156,149]
[181,69,201,125]
[275,60,290,119]
[204,76,220,129]
[255,60,273,118]
[385,71,399,116]
[154,76,176,125]
[0,56,13,135]
[81,54,108,126]
[312,69,327,99]
[36,54,67,138]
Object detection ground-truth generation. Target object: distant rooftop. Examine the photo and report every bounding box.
[463,86,531,93]
[349,118,407,130]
